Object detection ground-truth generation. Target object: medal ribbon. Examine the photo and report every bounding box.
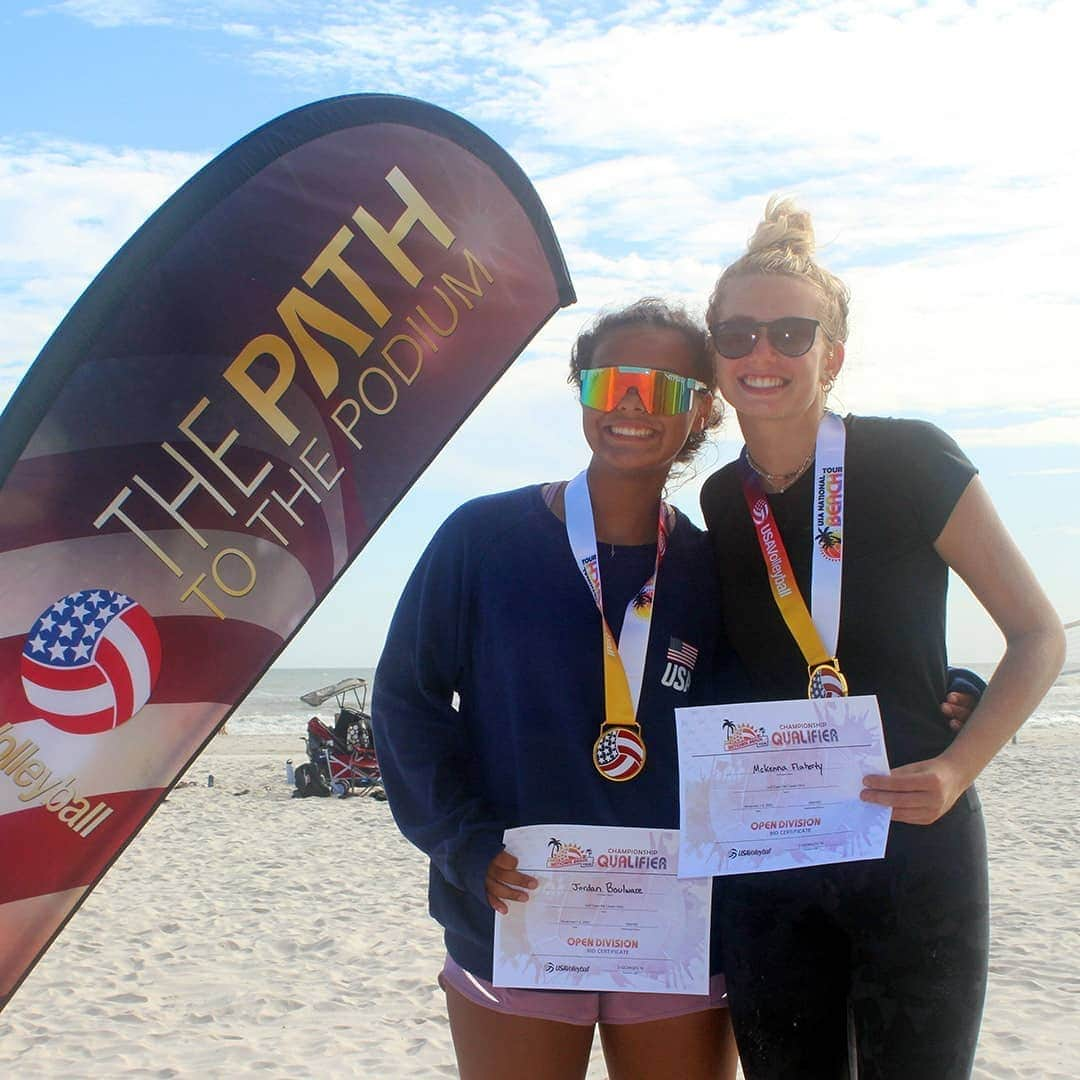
[809,412,846,658]
[564,470,668,727]
[740,412,847,688]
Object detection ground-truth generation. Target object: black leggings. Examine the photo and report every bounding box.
[718,792,988,1080]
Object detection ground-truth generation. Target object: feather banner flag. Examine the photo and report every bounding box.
[0,94,575,1008]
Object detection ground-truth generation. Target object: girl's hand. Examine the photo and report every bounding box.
[860,756,969,825]
[941,690,977,732]
[484,850,538,914]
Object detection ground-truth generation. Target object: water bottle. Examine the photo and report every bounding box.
[285,759,295,786]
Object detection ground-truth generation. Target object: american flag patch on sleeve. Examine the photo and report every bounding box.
[667,638,699,669]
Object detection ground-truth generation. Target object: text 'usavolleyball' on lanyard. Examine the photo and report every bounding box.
[740,411,848,699]
[564,470,669,781]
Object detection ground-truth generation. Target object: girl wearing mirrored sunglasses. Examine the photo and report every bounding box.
[699,198,1065,1079]
[372,299,742,1080]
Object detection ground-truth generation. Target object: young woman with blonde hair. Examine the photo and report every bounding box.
[699,198,1065,1078]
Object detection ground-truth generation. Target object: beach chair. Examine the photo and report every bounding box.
[291,678,385,799]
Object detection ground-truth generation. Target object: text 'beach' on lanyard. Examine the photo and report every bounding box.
[740,411,848,699]
[564,470,670,781]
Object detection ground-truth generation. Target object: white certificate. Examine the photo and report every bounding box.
[676,695,891,878]
[492,824,711,994]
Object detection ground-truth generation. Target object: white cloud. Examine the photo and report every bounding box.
[952,417,1080,448]
[0,139,208,406]
[39,0,304,28]
[7,0,1080,439]
[1011,468,1080,478]
[221,21,260,37]
[41,0,182,26]
[0,139,204,272]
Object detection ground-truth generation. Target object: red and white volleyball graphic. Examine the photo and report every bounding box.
[593,725,646,781]
[20,589,162,734]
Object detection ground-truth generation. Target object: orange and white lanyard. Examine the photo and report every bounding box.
[740,412,848,699]
[564,470,670,779]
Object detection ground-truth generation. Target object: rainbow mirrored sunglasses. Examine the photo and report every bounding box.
[578,366,709,416]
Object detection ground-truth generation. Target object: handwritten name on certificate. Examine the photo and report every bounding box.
[675,696,892,878]
[492,824,711,994]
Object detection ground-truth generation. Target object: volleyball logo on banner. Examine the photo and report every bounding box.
[0,94,575,1013]
[20,589,162,734]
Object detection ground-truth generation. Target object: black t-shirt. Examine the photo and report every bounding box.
[700,414,977,769]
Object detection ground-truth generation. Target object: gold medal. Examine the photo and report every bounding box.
[593,724,646,781]
[808,660,848,699]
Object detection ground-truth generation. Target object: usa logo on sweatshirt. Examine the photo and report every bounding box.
[660,637,698,693]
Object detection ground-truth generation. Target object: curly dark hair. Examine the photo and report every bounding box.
[568,297,723,468]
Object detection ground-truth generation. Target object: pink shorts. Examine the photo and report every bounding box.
[439,955,727,1026]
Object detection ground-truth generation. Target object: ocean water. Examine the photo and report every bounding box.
[1030,676,1080,725]
[227,663,1079,736]
[968,661,1079,727]
[228,667,377,735]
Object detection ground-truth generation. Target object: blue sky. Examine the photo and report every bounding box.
[2,0,1078,665]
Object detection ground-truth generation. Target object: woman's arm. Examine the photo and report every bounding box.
[372,509,529,908]
[861,476,1066,824]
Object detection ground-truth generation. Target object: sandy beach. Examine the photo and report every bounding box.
[1,725,1077,1078]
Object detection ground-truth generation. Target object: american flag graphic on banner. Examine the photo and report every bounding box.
[21,590,162,735]
[666,638,699,670]
[0,94,574,1010]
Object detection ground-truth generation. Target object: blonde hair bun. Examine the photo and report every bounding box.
[747,196,816,261]
[707,195,850,344]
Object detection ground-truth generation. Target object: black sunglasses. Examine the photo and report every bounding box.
[710,316,827,360]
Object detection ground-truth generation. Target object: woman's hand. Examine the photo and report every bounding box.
[484,850,538,914]
[941,690,977,732]
[860,755,969,825]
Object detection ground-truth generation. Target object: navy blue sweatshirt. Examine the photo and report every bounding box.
[372,485,746,981]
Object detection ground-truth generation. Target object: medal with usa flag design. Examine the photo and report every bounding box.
[808,660,848,699]
[564,472,672,784]
[593,723,646,781]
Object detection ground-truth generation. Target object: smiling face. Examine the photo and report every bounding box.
[580,326,711,480]
[711,273,844,426]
